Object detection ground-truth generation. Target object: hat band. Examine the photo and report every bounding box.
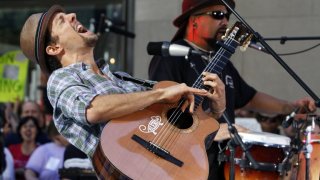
[34,12,47,64]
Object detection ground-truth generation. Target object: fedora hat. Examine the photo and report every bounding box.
[173,0,235,28]
[20,5,64,76]
[171,0,235,42]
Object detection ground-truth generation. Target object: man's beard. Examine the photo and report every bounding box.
[206,31,226,50]
[82,34,99,47]
[206,38,218,50]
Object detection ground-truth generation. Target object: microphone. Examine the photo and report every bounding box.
[240,41,269,54]
[283,114,320,127]
[147,41,204,57]
[282,108,299,128]
[249,42,269,54]
[96,14,135,38]
[281,108,320,128]
[104,19,135,38]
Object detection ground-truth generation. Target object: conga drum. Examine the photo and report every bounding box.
[296,134,320,180]
[224,131,291,180]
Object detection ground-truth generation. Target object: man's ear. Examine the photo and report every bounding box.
[46,44,63,56]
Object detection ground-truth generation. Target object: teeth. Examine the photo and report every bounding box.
[77,24,82,32]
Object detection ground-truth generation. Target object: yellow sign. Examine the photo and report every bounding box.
[0,50,29,102]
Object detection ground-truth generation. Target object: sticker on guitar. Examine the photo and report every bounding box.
[139,116,164,135]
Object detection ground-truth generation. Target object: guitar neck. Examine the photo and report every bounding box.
[192,38,239,110]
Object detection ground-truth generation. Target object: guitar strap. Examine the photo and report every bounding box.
[113,71,156,90]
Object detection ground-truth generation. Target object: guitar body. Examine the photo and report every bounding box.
[95,81,220,180]
[93,22,251,179]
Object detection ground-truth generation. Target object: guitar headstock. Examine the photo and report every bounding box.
[222,21,252,51]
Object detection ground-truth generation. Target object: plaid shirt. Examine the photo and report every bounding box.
[47,62,146,157]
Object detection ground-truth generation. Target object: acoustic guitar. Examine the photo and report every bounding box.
[93,22,252,180]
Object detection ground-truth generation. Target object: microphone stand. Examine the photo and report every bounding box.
[263,36,320,44]
[222,113,259,180]
[221,0,320,108]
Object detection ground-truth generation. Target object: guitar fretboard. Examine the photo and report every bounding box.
[192,39,239,110]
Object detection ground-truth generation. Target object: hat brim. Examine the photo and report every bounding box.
[36,5,64,75]
[171,21,187,42]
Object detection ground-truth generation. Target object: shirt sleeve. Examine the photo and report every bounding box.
[47,70,98,126]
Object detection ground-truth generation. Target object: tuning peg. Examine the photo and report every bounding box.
[240,34,253,52]
[221,28,230,41]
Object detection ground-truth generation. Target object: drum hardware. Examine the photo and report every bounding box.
[223,130,294,179]
[225,140,293,173]
[301,114,317,180]
[282,113,320,180]
[228,156,292,173]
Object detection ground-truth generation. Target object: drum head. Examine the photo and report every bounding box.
[239,131,291,148]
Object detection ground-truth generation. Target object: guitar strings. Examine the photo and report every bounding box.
[152,37,234,149]
[159,38,235,151]
[151,37,235,151]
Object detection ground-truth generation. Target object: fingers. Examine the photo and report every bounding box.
[202,72,224,91]
[161,83,207,105]
[294,97,317,113]
[202,72,220,85]
[181,93,195,113]
[180,83,208,96]
[201,72,225,98]
[201,72,226,117]
[181,84,206,113]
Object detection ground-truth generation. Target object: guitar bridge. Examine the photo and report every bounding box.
[132,134,184,167]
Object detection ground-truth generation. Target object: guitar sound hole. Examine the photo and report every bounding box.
[166,108,193,129]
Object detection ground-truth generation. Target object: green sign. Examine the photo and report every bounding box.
[0,50,29,102]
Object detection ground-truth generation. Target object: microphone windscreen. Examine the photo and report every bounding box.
[147,42,163,55]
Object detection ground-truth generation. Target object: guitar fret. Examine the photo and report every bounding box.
[192,36,241,110]
[194,95,204,110]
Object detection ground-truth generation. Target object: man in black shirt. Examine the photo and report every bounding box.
[149,0,317,179]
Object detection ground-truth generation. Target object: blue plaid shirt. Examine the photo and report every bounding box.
[47,62,146,157]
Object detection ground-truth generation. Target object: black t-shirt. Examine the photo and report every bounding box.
[148,39,257,179]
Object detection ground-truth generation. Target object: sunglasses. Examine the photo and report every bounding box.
[194,11,230,20]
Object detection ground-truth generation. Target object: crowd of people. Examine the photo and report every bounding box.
[0,99,91,180]
[0,0,319,179]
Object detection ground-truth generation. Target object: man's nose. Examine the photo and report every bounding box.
[221,17,228,26]
[67,13,77,22]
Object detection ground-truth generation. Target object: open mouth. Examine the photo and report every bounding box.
[76,24,88,33]
[218,28,227,34]
[76,24,88,34]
